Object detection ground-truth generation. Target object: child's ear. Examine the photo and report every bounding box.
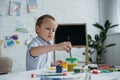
[35,26,40,33]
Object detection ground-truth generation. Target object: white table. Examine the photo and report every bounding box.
[0,69,120,80]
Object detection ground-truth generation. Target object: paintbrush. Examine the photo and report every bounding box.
[68,35,72,58]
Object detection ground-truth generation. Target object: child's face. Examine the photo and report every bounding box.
[36,18,58,42]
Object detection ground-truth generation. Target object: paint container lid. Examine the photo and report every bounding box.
[66,58,78,62]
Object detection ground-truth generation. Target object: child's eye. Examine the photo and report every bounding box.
[45,27,56,32]
[46,27,50,30]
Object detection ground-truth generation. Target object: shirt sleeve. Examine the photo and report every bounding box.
[27,38,39,58]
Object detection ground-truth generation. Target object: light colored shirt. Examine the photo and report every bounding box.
[26,36,52,71]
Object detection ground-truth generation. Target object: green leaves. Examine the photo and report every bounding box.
[93,23,104,31]
[110,24,119,28]
[87,20,119,63]
[105,44,116,48]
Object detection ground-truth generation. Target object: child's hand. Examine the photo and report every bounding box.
[51,60,63,66]
[55,42,72,52]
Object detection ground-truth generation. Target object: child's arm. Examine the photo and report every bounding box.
[30,42,72,57]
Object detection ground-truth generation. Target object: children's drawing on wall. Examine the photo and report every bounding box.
[9,0,21,16]
[15,20,29,33]
[4,35,20,48]
[27,0,38,12]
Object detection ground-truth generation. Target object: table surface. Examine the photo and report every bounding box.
[0,68,120,80]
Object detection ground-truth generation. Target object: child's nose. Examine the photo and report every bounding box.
[49,30,53,33]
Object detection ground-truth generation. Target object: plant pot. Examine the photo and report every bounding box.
[96,54,104,64]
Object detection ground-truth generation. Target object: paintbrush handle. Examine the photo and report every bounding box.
[67,35,72,58]
[69,49,72,58]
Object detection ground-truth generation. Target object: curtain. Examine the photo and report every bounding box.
[99,0,120,34]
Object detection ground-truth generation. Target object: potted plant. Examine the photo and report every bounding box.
[87,20,119,64]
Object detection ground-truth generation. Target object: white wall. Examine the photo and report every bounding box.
[0,0,99,72]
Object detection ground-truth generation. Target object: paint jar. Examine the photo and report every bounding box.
[66,58,78,72]
[56,65,63,73]
[74,66,80,73]
[61,62,67,72]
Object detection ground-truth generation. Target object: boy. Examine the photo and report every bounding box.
[26,14,72,71]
